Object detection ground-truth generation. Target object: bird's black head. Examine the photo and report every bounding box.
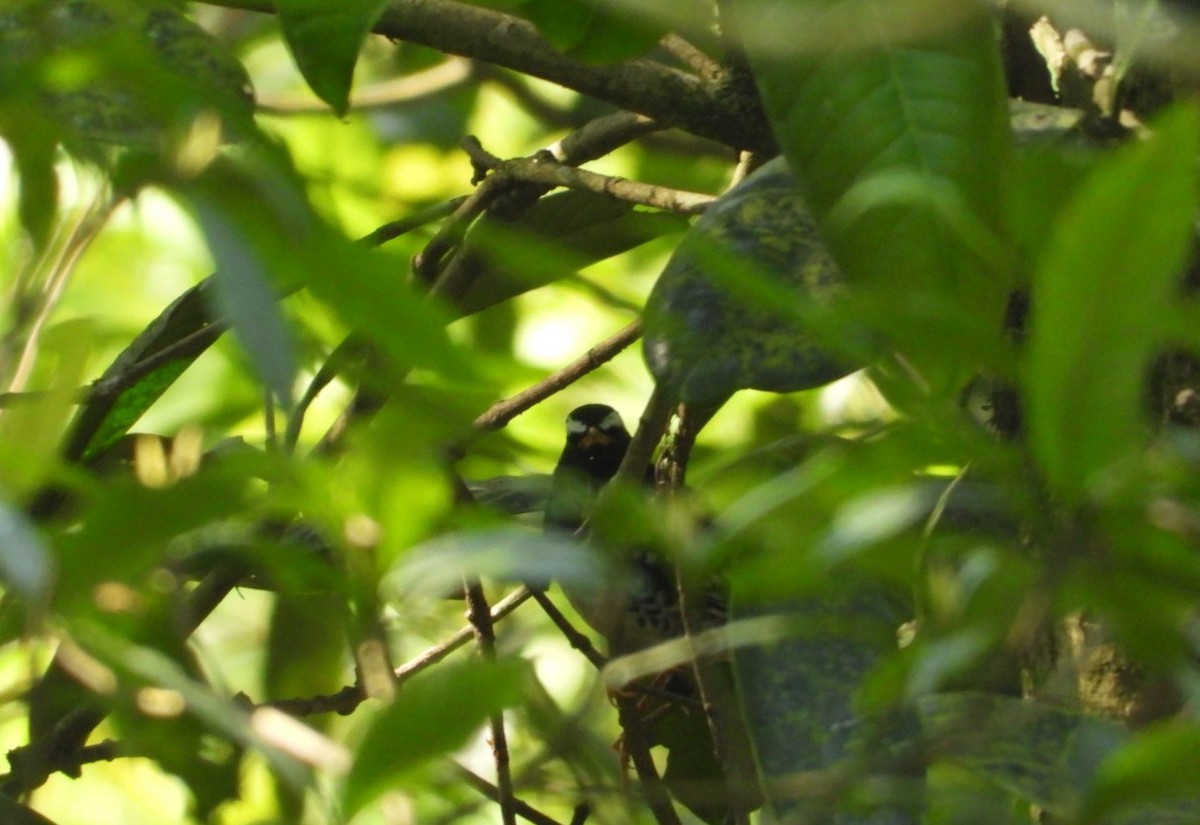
[558,404,631,482]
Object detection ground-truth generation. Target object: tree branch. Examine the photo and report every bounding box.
[462,139,714,216]
[197,0,773,151]
[472,320,643,434]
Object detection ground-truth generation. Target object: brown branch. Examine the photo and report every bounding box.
[659,34,722,79]
[454,763,566,825]
[472,321,643,434]
[358,195,469,248]
[461,143,714,216]
[613,387,674,489]
[529,590,608,670]
[463,578,519,825]
[615,694,684,825]
[552,111,667,165]
[196,0,773,152]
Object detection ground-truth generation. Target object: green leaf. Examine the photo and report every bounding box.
[194,196,298,409]
[277,0,390,116]
[390,527,606,598]
[78,619,311,794]
[1025,103,1198,503]
[7,126,58,248]
[301,240,473,380]
[519,0,669,62]
[1083,722,1200,822]
[643,157,856,409]
[522,0,592,52]
[458,189,688,317]
[343,657,531,817]
[0,0,253,151]
[265,592,350,701]
[740,0,1012,392]
[64,281,217,464]
[52,467,252,613]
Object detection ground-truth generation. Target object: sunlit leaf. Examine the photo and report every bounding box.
[194,197,298,409]
[1025,103,1198,502]
[1083,722,1200,822]
[740,0,1011,392]
[277,0,390,115]
[64,281,217,463]
[343,657,531,817]
[388,526,607,598]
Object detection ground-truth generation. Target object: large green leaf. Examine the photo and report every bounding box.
[342,657,531,817]
[1083,721,1200,823]
[643,157,856,409]
[739,0,1012,393]
[1025,103,1198,503]
[277,0,390,115]
[62,281,218,465]
[458,188,688,317]
[193,193,299,410]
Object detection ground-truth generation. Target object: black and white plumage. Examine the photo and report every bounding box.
[544,403,633,535]
[545,404,725,654]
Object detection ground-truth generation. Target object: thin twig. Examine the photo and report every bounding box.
[472,321,643,433]
[463,577,519,825]
[469,151,714,216]
[358,195,469,248]
[530,590,608,670]
[659,33,722,79]
[551,111,665,165]
[615,694,684,825]
[450,471,517,825]
[258,58,473,113]
[454,763,566,825]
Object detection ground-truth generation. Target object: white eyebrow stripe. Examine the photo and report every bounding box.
[566,418,589,434]
[600,410,624,431]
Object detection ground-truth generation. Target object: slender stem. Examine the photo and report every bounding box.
[530,590,608,670]
[615,695,684,825]
[463,578,519,825]
[473,321,643,434]
[454,763,566,825]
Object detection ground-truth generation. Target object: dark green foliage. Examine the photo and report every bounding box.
[644,157,857,409]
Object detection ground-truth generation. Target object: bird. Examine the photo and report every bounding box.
[544,403,725,655]
[544,404,756,825]
[544,403,633,535]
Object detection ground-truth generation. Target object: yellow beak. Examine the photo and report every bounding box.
[578,427,612,449]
